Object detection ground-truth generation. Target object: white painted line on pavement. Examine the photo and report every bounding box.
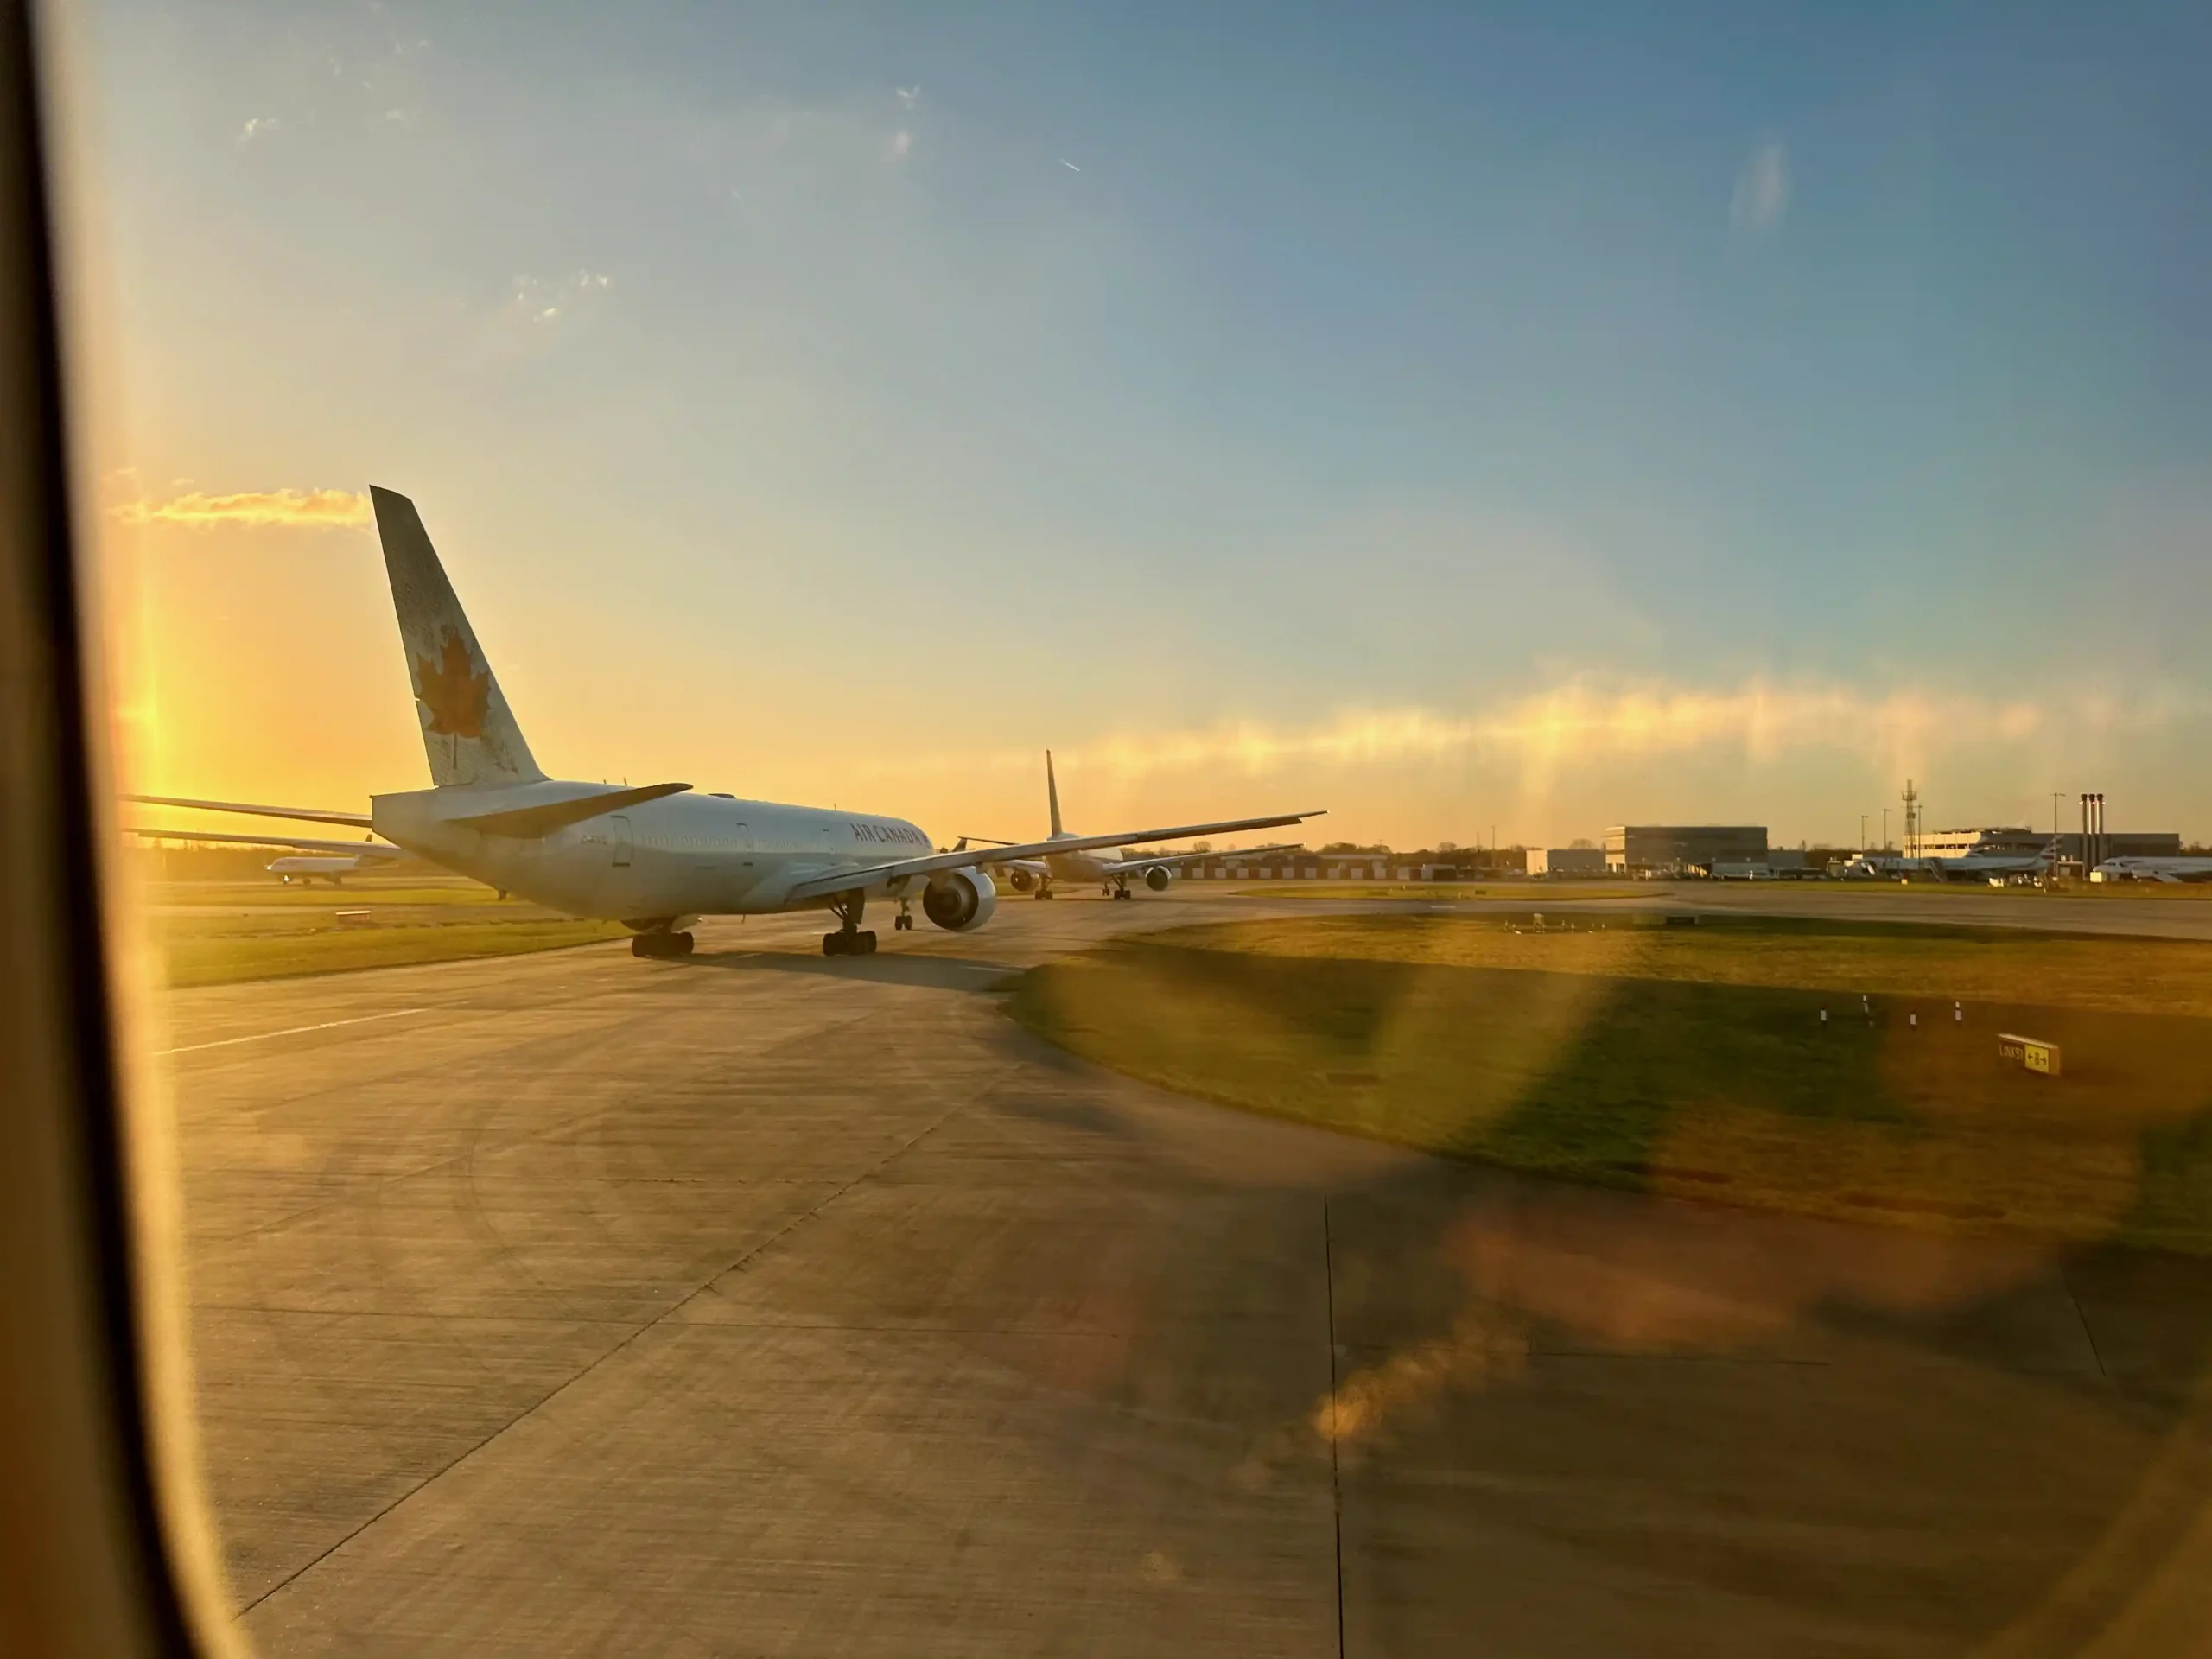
[158,1007,430,1056]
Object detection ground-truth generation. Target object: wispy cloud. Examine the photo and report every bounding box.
[1036,674,2196,792]
[238,116,279,143]
[1730,140,1789,238]
[507,270,614,325]
[884,129,913,162]
[895,85,921,109]
[114,488,371,530]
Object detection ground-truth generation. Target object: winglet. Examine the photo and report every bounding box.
[1046,749,1064,837]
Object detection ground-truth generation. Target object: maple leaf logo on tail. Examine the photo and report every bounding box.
[413,626,490,738]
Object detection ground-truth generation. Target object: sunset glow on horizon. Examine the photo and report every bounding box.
[76,3,2212,849]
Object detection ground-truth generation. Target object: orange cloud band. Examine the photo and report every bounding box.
[114,488,371,529]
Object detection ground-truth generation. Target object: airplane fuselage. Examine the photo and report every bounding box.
[268,855,375,885]
[1039,835,1135,887]
[1920,855,2050,880]
[1846,846,2057,882]
[2093,856,2212,885]
[372,781,934,923]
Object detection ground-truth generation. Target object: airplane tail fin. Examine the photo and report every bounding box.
[370,487,544,788]
[1046,750,1064,837]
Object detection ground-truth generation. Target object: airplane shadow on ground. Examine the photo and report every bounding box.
[678,944,1021,995]
[984,925,2212,1651]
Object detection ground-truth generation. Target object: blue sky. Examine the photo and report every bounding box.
[75,2,2212,845]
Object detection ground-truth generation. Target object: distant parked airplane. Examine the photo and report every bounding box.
[1843,838,2063,884]
[967,751,1303,899]
[2091,855,2212,885]
[127,826,407,886]
[130,489,1321,956]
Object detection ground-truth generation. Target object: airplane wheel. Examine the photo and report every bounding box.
[823,931,845,957]
[674,931,695,957]
[860,931,878,954]
[632,935,657,958]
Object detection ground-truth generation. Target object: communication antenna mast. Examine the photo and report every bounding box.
[1901,779,1922,860]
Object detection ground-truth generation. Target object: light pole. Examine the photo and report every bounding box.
[1859,814,1868,851]
[1882,807,1890,851]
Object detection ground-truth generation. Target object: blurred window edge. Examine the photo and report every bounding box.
[0,1,241,1652]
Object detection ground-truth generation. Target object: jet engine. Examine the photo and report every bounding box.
[923,867,998,931]
[1006,868,1036,893]
[1145,866,1172,892]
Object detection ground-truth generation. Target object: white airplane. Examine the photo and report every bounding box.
[966,751,1304,899]
[127,825,407,885]
[130,487,1322,957]
[2091,855,2212,885]
[1845,838,2063,884]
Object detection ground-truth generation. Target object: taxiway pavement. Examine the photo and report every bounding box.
[160,889,2212,1656]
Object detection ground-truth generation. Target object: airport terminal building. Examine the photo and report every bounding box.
[1605,824,1768,875]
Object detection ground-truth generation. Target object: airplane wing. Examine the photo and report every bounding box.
[125,785,689,839]
[125,793,373,830]
[946,836,1049,880]
[783,810,1323,904]
[1097,841,1303,874]
[126,828,406,858]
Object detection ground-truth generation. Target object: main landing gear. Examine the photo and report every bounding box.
[1106,880,1135,900]
[823,891,878,957]
[1033,881,1055,900]
[632,931,695,958]
[893,899,915,931]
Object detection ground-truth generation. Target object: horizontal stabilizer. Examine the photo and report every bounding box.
[448,782,690,838]
[125,793,373,830]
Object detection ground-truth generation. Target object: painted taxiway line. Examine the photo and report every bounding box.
[159,1007,431,1057]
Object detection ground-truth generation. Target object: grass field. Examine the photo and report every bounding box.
[149,875,628,988]
[1223,881,1639,902]
[1225,876,2212,902]
[1008,912,2212,1253]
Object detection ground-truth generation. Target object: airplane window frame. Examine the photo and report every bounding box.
[0,1,236,1652]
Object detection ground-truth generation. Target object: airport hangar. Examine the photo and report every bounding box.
[1605,824,1768,875]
